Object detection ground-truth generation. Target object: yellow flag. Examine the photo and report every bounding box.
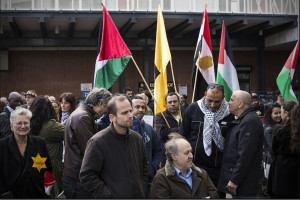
[154,5,171,115]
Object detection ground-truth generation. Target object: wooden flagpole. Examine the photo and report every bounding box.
[191,52,200,103]
[170,59,182,121]
[131,56,170,128]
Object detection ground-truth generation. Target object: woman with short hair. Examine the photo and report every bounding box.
[0,107,52,198]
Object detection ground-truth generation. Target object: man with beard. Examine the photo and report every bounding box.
[155,92,182,167]
[150,133,219,199]
[179,84,234,198]
[0,92,23,138]
[80,95,148,198]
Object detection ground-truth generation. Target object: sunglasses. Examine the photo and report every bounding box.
[207,83,224,92]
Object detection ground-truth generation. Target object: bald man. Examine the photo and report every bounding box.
[217,90,264,198]
[0,92,23,138]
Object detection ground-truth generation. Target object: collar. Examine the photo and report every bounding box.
[237,107,255,119]
[109,123,131,139]
[83,103,99,119]
[6,106,14,113]
[165,160,202,177]
[174,166,193,178]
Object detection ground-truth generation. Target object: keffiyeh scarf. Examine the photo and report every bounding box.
[198,97,230,156]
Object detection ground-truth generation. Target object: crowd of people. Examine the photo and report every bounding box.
[0,85,299,199]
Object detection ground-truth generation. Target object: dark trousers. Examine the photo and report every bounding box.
[62,175,93,199]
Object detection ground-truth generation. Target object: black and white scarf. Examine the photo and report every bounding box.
[61,112,69,125]
[198,97,230,156]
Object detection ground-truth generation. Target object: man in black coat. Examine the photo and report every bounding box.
[179,84,234,198]
[218,90,264,198]
[80,95,148,198]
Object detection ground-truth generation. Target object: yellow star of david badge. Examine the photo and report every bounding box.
[31,153,47,172]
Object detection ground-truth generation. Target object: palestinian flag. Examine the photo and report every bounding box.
[216,21,240,102]
[276,40,299,103]
[94,3,131,89]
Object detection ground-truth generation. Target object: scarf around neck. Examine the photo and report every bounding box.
[61,112,70,125]
[198,97,230,156]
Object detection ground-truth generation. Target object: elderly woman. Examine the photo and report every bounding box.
[0,108,52,198]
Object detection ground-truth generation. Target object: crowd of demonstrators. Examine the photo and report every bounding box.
[267,101,299,198]
[0,86,299,199]
[0,108,52,198]
[180,83,234,198]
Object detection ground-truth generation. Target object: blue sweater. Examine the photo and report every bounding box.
[131,120,163,183]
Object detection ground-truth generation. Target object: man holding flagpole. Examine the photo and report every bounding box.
[180,7,234,198]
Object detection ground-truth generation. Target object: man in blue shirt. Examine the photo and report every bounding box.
[150,133,218,199]
[131,95,162,197]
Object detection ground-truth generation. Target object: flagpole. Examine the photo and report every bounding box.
[131,56,170,128]
[170,59,182,121]
[191,67,198,103]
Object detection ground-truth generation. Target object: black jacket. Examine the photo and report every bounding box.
[0,107,12,138]
[0,134,52,198]
[155,109,181,144]
[218,107,264,196]
[263,125,275,164]
[179,102,234,185]
[267,125,299,198]
[80,123,148,198]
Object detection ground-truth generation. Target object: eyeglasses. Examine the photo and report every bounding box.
[61,102,70,105]
[13,121,30,127]
[207,83,224,92]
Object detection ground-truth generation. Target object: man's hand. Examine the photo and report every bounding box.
[226,181,237,195]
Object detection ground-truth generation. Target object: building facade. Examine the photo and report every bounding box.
[0,0,299,101]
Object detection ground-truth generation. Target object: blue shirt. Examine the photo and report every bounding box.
[174,166,193,189]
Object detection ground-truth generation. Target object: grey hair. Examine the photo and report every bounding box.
[86,88,112,106]
[10,107,32,124]
[165,133,186,163]
[8,92,21,101]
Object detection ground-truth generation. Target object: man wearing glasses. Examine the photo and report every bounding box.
[179,83,234,198]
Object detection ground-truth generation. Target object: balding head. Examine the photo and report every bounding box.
[8,92,22,109]
[229,90,251,117]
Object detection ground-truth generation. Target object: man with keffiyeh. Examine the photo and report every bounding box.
[180,83,234,198]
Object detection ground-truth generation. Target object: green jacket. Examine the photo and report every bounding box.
[39,119,64,191]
